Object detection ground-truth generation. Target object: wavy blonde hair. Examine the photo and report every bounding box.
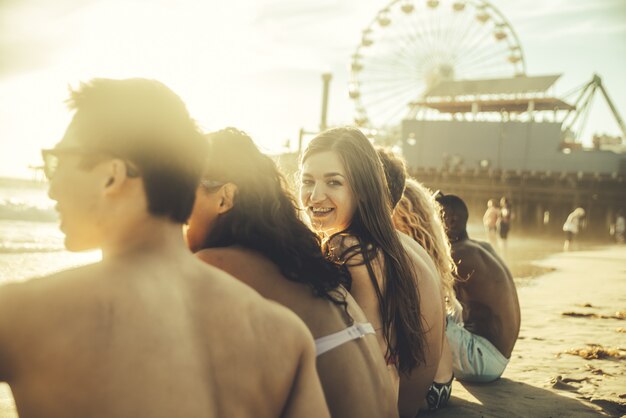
[393,179,458,313]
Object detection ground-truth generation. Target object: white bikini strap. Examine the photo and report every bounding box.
[315,322,375,357]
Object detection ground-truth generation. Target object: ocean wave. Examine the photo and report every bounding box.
[0,200,57,222]
[0,245,64,254]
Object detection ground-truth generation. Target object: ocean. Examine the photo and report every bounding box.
[0,177,100,282]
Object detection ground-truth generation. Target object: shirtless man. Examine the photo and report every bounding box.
[436,193,520,383]
[0,78,328,418]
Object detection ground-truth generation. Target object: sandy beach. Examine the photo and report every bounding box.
[431,245,626,418]
[1,244,625,417]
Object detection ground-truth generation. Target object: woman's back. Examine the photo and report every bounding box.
[196,246,398,418]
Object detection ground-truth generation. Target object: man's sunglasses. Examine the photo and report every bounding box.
[41,147,139,180]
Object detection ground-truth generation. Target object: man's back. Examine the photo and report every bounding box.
[451,238,520,357]
[0,251,328,418]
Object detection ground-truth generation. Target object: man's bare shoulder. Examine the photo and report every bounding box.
[451,238,481,254]
[0,262,104,307]
[453,238,511,285]
[0,263,108,377]
[474,240,498,256]
[452,239,491,264]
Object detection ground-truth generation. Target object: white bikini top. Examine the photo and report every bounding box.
[315,322,376,357]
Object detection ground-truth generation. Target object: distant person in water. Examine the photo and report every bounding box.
[436,193,521,383]
[497,197,512,256]
[483,199,500,248]
[186,128,397,418]
[0,78,328,418]
[563,207,586,251]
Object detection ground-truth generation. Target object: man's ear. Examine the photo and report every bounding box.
[217,183,238,214]
[103,159,134,195]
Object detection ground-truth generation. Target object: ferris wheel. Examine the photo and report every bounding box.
[349,0,526,129]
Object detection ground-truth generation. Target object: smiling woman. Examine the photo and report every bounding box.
[299,127,427,402]
[299,151,357,235]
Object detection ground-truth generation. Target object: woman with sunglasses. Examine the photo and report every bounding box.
[186,128,397,418]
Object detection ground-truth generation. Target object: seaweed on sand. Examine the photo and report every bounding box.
[564,344,626,360]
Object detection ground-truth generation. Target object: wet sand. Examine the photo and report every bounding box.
[430,245,626,417]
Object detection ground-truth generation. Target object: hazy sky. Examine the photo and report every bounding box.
[1,0,625,178]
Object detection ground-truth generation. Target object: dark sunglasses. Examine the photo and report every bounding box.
[200,179,225,192]
[41,147,139,180]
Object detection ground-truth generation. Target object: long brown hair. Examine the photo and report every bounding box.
[301,127,425,373]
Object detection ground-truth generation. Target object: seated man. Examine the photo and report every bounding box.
[436,193,520,383]
[0,78,328,418]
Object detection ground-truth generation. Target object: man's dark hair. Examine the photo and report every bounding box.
[436,194,469,230]
[67,78,206,223]
[376,147,407,209]
[200,128,351,313]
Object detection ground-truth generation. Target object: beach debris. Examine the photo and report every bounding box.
[585,364,612,376]
[561,311,625,320]
[562,376,590,383]
[562,312,596,318]
[576,303,595,308]
[550,375,581,391]
[617,328,626,333]
[564,344,626,360]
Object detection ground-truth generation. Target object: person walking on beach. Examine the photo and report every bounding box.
[563,207,586,251]
[0,78,328,418]
[300,128,443,418]
[483,199,500,248]
[497,197,512,256]
[436,193,521,383]
[186,128,397,418]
